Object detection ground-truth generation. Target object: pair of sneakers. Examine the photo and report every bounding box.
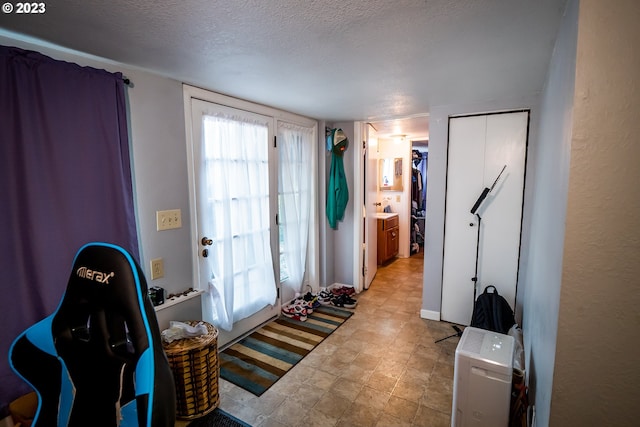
[318,287,357,309]
[330,293,357,309]
[281,303,308,321]
[281,291,319,321]
[331,286,355,297]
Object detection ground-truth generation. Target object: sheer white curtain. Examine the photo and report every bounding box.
[200,113,277,331]
[278,122,315,297]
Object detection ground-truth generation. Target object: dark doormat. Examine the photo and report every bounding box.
[187,408,251,427]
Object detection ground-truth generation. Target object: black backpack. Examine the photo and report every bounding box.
[470,285,516,334]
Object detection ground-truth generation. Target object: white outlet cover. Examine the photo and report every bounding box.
[150,258,164,280]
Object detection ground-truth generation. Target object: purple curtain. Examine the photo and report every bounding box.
[0,46,139,414]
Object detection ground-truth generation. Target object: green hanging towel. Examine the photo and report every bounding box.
[326,128,349,229]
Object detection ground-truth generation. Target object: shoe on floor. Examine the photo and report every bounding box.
[318,289,333,306]
[303,291,320,309]
[282,304,308,321]
[331,286,355,296]
[330,294,357,309]
[289,295,314,313]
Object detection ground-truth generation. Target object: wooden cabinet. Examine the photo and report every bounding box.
[377,215,399,264]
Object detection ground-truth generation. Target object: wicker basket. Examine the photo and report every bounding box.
[162,321,219,419]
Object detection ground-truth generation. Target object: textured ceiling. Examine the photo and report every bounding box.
[370,115,430,142]
[0,0,567,138]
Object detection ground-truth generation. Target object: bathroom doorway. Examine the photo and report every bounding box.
[359,115,429,291]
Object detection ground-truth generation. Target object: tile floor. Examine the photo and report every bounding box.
[177,250,462,427]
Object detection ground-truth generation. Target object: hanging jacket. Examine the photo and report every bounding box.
[326,129,349,229]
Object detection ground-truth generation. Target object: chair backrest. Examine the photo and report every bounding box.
[9,242,176,427]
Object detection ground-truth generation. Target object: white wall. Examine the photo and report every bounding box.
[519,0,578,425]
[325,122,356,286]
[550,0,640,425]
[127,73,192,294]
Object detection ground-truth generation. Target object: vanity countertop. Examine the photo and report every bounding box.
[374,212,398,219]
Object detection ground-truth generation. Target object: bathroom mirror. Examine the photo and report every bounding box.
[379,158,403,191]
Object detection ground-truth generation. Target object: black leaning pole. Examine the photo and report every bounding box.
[435,165,506,344]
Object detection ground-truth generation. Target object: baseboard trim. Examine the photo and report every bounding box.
[420,309,440,321]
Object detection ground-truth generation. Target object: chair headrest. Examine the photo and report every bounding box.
[53,242,154,358]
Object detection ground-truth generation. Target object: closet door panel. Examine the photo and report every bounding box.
[441,116,486,326]
[479,112,528,308]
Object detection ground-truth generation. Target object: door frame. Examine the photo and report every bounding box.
[364,123,379,289]
[352,123,365,292]
[353,116,430,293]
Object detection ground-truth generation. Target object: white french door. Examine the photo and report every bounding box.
[188,98,280,347]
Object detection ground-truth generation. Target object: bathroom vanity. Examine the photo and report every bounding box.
[376,212,399,264]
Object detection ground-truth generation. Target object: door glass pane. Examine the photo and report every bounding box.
[276,122,314,291]
[201,113,277,330]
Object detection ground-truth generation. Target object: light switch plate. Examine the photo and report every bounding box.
[156,209,182,231]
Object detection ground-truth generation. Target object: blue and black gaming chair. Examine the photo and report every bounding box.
[9,242,176,427]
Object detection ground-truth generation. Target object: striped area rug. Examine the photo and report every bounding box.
[219,305,353,396]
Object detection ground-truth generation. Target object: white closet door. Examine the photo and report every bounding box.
[479,112,528,311]
[441,111,528,326]
[441,116,486,326]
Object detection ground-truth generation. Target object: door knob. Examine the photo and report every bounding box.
[202,248,209,257]
[201,237,213,246]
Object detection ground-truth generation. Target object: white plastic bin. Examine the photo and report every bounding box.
[452,327,515,427]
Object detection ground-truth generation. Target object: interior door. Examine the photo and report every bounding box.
[364,124,379,289]
[441,111,528,325]
[189,99,280,347]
